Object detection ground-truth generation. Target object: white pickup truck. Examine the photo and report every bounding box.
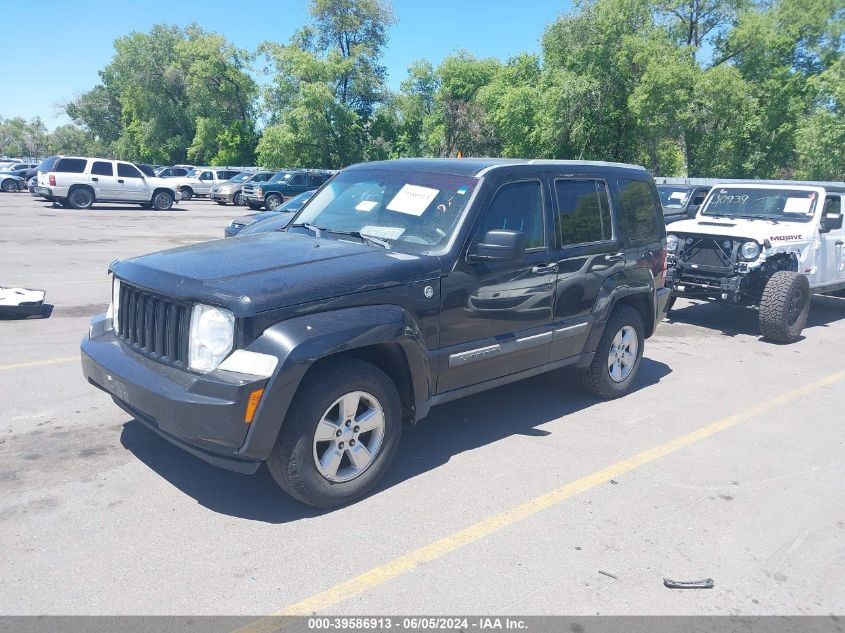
[166,168,244,200]
[36,157,179,210]
[665,181,845,342]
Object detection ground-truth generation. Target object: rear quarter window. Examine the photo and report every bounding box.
[617,179,664,245]
[55,158,87,173]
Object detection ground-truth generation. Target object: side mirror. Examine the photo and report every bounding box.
[686,205,699,218]
[821,212,843,232]
[471,229,526,262]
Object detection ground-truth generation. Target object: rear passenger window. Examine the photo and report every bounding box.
[555,179,613,246]
[55,158,87,173]
[289,174,307,186]
[478,180,545,250]
[617,179,660,245]
[117,163,142,178]
[91,161,113,176]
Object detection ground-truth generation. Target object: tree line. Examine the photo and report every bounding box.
[2,0,843,179]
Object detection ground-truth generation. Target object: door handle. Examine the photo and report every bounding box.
[118,179,124,183]
[836,241,844,246]
[605,252,625,262]
[531,263,558,274]
[91,177,98,182]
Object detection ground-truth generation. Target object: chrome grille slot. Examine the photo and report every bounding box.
[117,282,188,366]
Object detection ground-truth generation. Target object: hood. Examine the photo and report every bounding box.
[167,176,200,186]
[146,176,178,189]
[231,210,277,226]
[667,216,815,244]
[112,232,441,316]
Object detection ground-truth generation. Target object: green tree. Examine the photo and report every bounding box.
[257,0,396,168]
[0,117,49,158]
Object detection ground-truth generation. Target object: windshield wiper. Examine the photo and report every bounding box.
[289,222,325,238]
[326,229,390,249]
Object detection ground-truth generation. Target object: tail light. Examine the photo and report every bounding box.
[49,175,56,186]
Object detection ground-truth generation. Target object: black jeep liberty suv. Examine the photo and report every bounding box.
[81,158,670,508]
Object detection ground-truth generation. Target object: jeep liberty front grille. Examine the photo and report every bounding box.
[116,282,189,367]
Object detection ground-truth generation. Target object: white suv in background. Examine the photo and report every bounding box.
[36,157,179,210]
[167,168,244,200]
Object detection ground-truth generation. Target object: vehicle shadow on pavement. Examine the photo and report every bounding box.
[667,295,845,339]
[119,357,670,523]
[43,203,189,212]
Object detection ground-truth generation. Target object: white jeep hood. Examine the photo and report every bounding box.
[668,217,814,245]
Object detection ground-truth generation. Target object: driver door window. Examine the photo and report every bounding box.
[476,180,545,250]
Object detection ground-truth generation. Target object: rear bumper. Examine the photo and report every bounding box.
[80,314,266,474]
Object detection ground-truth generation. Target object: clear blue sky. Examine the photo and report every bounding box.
[2,0,571,129]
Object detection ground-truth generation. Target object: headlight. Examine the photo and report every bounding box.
[666,235,679,253]
[254,186,263,196]
[219,185,232,193]
[740,241,760,260]
[188,304,235,372]
[108,276,121,332]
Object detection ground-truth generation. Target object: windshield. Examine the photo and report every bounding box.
[186,169,199,178]
[701,187,819,223]
[291,168,479,253]
[658,186,692,209]
[269,171,292,183]
[229,172,251,183]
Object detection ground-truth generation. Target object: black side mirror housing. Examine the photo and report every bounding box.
[821,212,843,232]
[471,229,526,262]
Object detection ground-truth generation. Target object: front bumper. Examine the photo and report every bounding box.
[35,186,53,197]
[210,191,236,203]
[665,263,744,301]
[81,314,267,474]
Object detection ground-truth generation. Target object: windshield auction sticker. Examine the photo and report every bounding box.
[387,184,440,216]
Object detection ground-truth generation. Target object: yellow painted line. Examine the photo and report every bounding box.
[234,368,845,632]
[0,356,77,371]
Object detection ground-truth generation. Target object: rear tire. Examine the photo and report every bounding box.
[759,271,810,343]
[179,186,193,201]
[577,305,645,399]
[267,358,402,508]
[67,186,94,210]
[1,178,19,192]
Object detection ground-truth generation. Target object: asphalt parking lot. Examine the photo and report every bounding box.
[1,191,844,617]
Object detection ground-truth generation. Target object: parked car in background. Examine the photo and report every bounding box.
[242,170,333,210]
[169,168,244,200]
[0,168,31,180]
[155,166,192,178]
[657,184,710,224]
[211,171,275,206]
[224,190,315,237]
[36,156,179,210]
[665,181,845,342]
[1,174,25,192]
[81,158,669,508]
[0,162,38,172]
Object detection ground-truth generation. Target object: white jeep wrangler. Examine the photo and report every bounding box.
[665,181,845,343]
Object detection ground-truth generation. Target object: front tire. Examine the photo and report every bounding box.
[247,201,262,210]
[759,271,810,343]
[265,193,283,210]
[67,186,94,209]
[234,192,245,206]
[577,305,645,399]
[179,186,193,201]
[267,358,402,508]
[152,190,174,210]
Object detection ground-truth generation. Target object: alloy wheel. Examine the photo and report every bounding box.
[312,391,386,483]
[607,325,638,383]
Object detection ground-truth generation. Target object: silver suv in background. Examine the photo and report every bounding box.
[210,170,275,205]
[36,156,179,210]
[168,168,244,200]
